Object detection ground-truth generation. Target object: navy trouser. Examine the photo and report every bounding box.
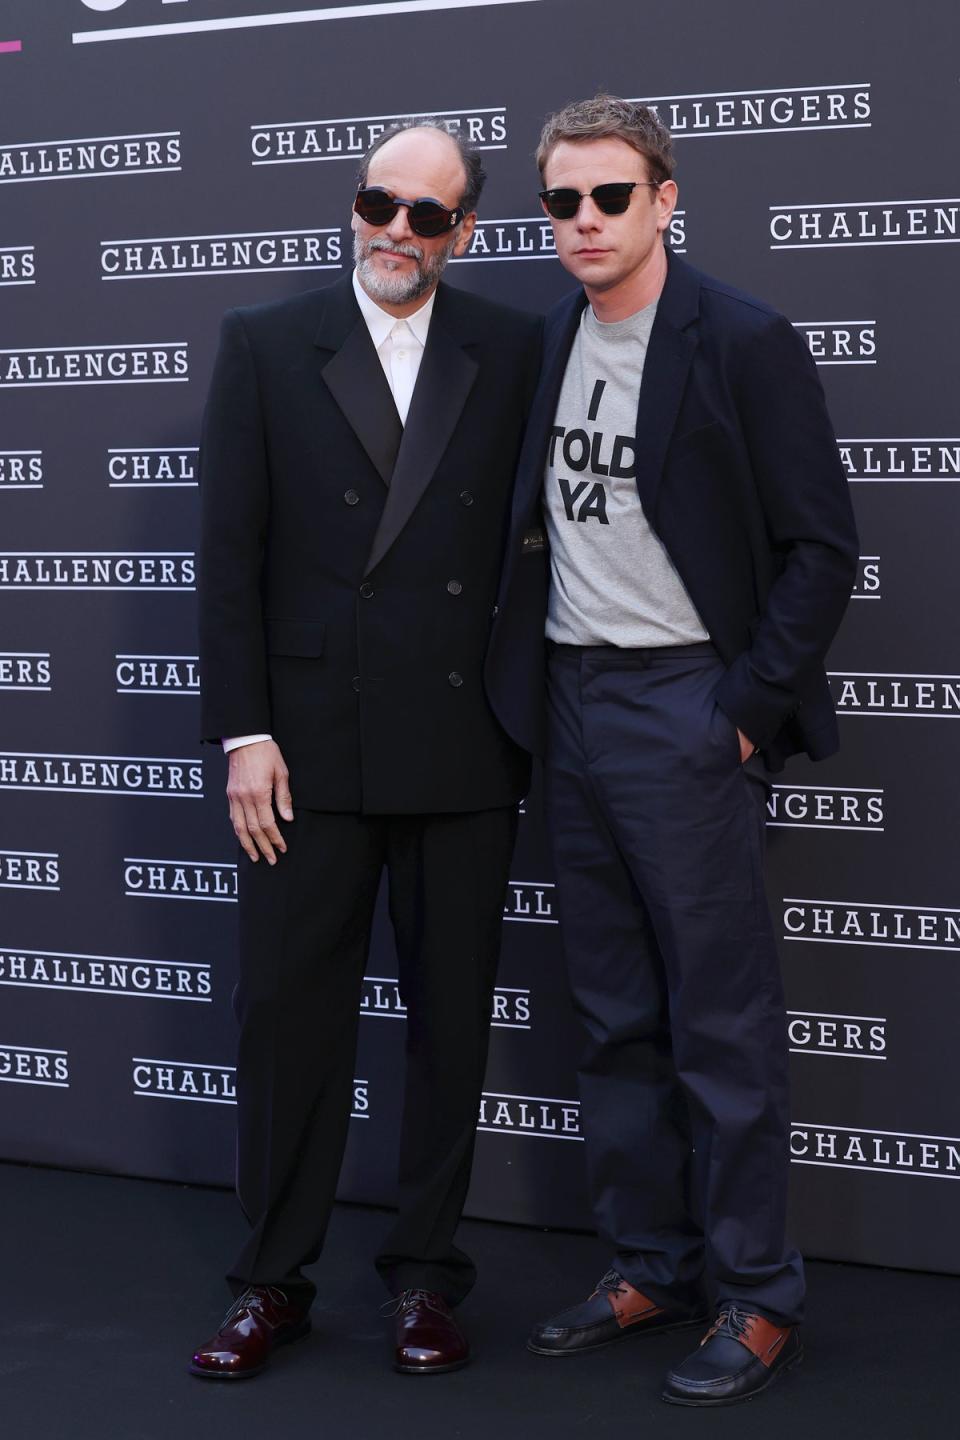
[545,641,805,1326]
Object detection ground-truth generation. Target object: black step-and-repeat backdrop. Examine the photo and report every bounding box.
[3,0,959,1276]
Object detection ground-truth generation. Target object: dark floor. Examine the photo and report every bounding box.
[3,1162,956,1439]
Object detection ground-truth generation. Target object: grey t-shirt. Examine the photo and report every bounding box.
[544,300,709,647]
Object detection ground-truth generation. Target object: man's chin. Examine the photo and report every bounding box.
[568,258,624,290]
[359,266,429,306]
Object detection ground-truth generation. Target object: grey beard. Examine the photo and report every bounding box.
[353,232,457,305]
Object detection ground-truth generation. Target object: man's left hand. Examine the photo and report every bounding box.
[736,729,755,764]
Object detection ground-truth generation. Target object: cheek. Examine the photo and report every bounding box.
[555,229,582,262]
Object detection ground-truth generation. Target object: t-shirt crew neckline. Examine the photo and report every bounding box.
[583,296,659,337]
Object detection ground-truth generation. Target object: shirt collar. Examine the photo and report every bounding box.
[352,268,436,350]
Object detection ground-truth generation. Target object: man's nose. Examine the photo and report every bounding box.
[384,205,415,244]
[575,197,605,231]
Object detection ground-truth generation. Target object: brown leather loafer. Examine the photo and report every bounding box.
[528,1270,707,1356]
[662,1306,802,1406]
[190,1285,312,1380]
[391,1288,469,1375]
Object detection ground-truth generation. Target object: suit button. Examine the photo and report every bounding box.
[344,489,360,506]
[359,582,374,599]
[352,675,361,692]
[448,671,463,688]
[446,580,462,595]
[459,490,474,507]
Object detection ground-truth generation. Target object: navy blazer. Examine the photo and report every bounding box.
[485,251,859,771]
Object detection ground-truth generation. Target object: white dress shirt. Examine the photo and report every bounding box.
[350,266,434,423]
[222,271,436,754]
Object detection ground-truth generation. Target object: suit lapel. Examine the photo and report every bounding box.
[632,252,701,521]
[315,276,403,488]
[495,290,584,607]
[364,284,478,576]
[512,289,585,529]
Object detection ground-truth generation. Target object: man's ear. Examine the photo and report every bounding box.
[656,180,678,232]
[452,211,477,257]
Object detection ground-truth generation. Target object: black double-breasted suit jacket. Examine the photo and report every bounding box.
[198,273,541,813]
[485,251,859,771]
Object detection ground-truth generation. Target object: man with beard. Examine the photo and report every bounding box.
[191,120,540,1381]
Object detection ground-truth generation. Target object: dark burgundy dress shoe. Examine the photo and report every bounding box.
[189,1285,312,1380]
[662,1306,802,1406]
[528,1270,707,1356]
[391,1288,469,1374]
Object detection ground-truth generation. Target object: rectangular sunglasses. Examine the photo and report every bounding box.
[539,180,659,221]
[354,186,465,238]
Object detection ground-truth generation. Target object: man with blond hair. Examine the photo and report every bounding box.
[488,95,857,1405]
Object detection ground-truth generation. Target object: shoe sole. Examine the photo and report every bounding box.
[661,1345,803,1407]
[394,1357,470,1376]
[527,1314,708,1358]
[188,1319,312,1380]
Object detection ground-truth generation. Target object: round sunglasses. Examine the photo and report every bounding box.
[354,186,465,239]
[539,180,660,221]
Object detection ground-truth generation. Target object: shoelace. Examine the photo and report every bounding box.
[380,1288,447,1318]
[706,1306,750,1342]
[595,1269,629,1298]
[223,1285,288,1323]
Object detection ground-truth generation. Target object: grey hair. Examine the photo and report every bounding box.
[357,117,487,213]
[536,93,674,185]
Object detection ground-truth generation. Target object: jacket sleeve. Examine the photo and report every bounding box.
[714,312,859,747]
[197,309,272,743]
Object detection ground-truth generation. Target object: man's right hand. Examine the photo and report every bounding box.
[226,740,293,864]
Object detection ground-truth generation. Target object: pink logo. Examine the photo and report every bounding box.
[0,40,23,53]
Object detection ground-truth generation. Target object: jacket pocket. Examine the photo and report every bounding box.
[265,619,326,657]
[666,420,724,468]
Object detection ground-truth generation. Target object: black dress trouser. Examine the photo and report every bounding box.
[227,804,518,1307]
[545,642,805,1326]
